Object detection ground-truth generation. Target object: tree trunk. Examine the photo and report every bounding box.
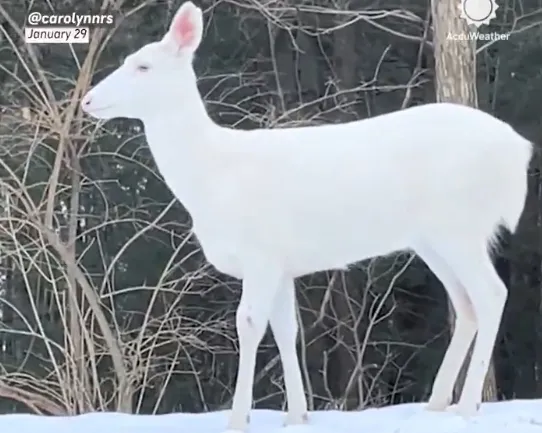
[430,0,498,403]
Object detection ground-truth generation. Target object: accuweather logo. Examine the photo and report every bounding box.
[459,0,499,27]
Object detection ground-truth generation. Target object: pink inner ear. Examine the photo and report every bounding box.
[173,9,195,47]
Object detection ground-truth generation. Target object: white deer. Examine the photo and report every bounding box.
[81,1,532,430]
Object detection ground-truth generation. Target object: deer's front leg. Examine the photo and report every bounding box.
[227,260,284,432]
[269,277,308,426]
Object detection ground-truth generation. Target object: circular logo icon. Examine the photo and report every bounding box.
[459,0,499,27]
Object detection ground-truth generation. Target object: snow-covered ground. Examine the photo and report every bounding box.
[1,400,541,433]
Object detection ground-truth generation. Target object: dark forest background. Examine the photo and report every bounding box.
[0,0,541,415]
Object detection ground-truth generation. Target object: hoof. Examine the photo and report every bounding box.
[446,402,480,418]
[283,412,309,427]
[425,394,452,412]
[425,401,451,412]
[225,414,249,432]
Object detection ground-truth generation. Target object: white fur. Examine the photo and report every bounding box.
[81,1,532,430]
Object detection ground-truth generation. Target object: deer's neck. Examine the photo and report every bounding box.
[142,106,219,215]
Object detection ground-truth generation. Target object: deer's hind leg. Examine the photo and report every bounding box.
[436,242,507,417]
[414,240,478,412]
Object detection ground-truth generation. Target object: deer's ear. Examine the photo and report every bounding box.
[164,1,203,53]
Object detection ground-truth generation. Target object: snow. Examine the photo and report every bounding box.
[1,400,541,433]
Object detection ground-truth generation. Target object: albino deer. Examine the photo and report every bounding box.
[81,1,532,430]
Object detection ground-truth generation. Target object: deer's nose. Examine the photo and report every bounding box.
[81,94,92,110]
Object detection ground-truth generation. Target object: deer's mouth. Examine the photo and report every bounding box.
[87,104,114,113]
[82,103,117,120]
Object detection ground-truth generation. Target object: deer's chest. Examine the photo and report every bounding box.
[192,218,244,279]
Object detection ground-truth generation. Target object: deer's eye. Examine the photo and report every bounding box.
[136,64,150,72]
